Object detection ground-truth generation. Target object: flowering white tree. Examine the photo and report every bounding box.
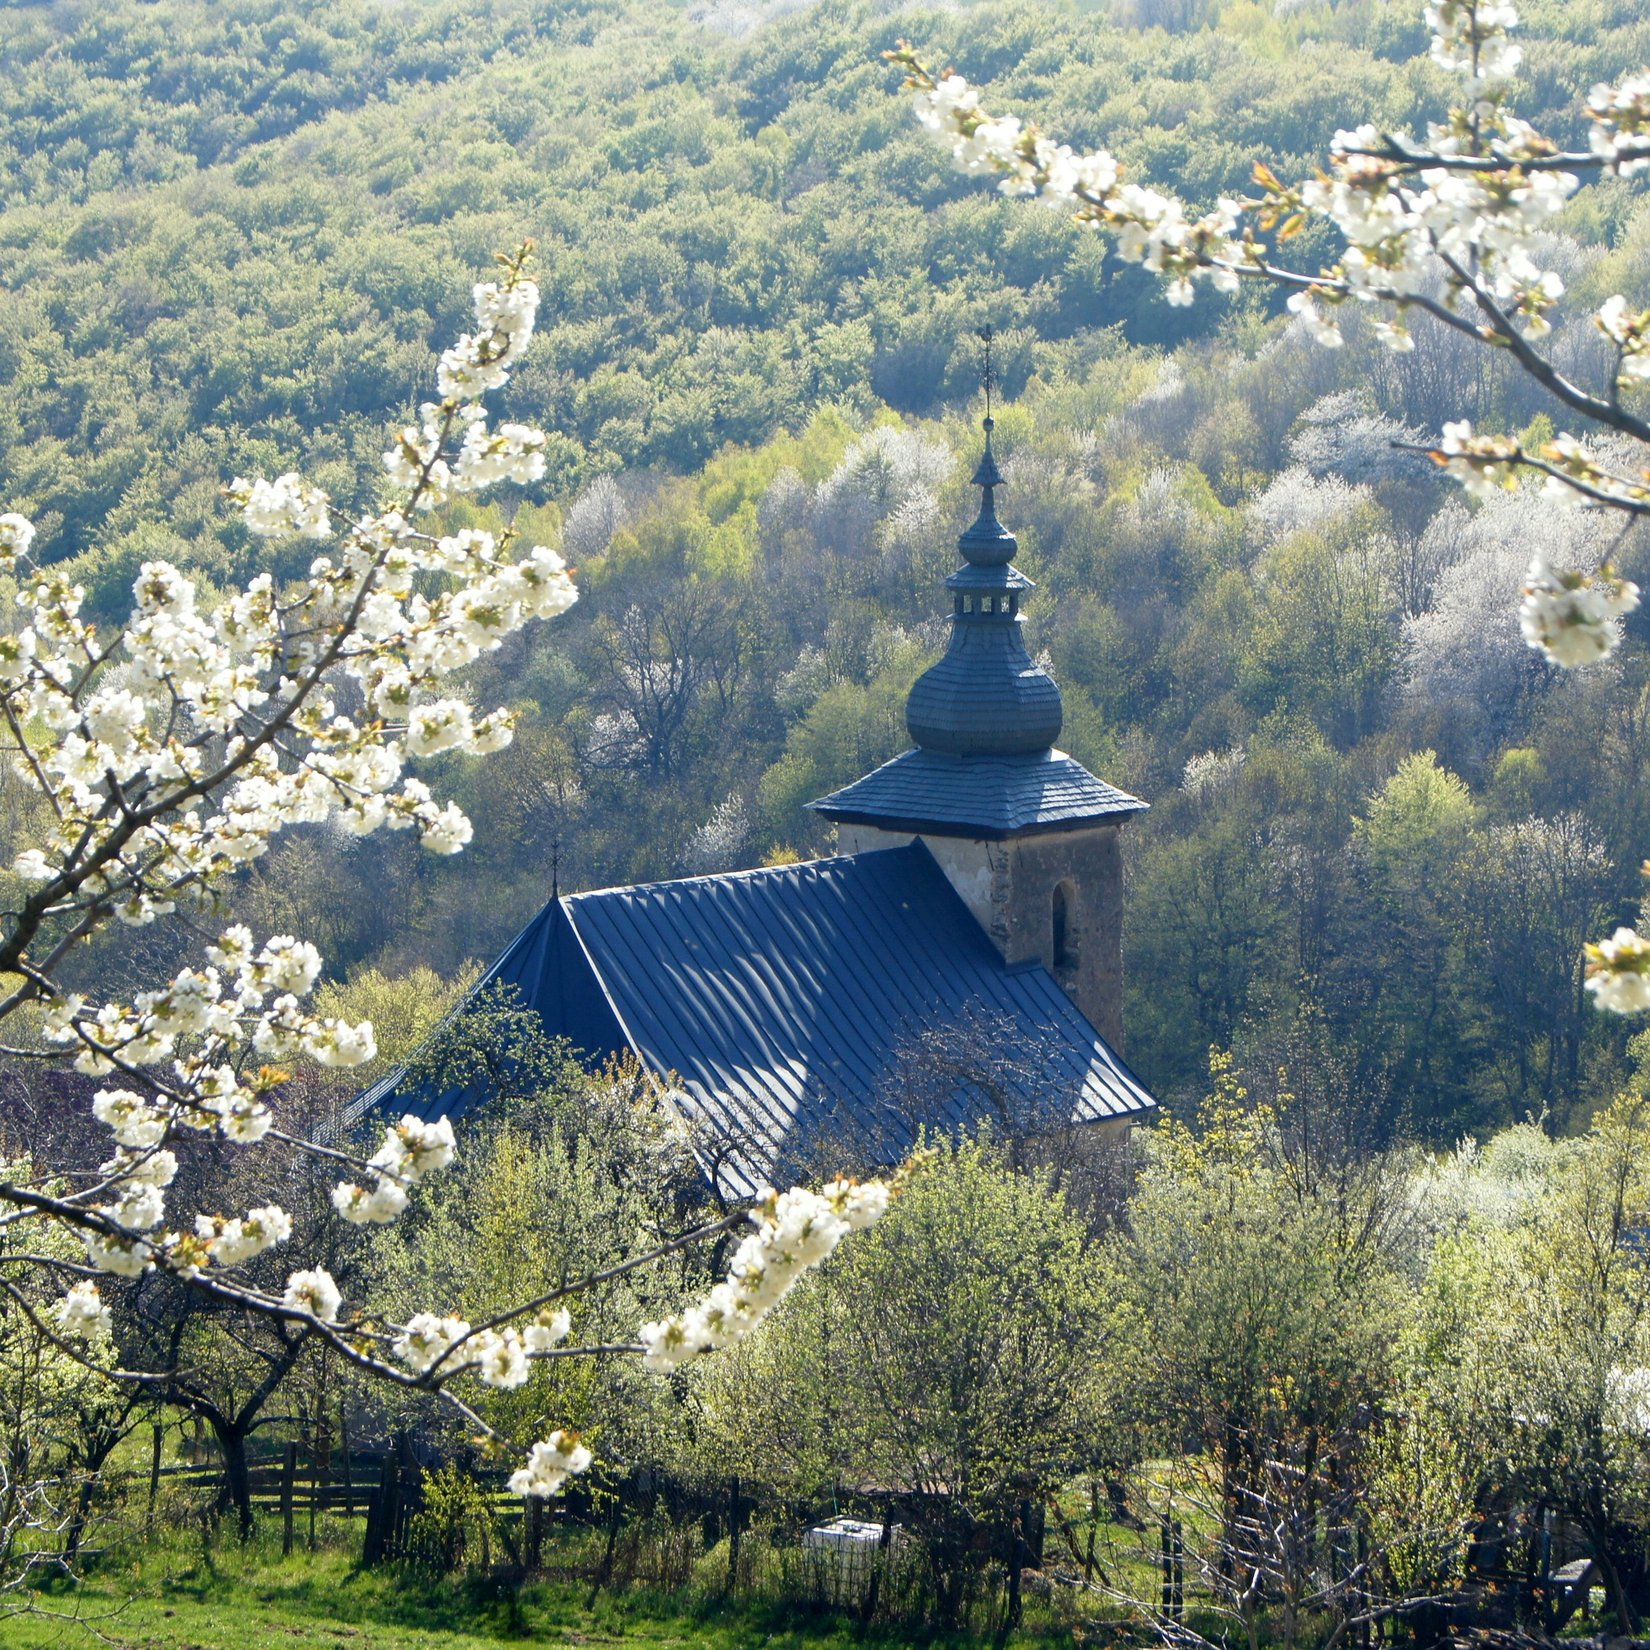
[0,245,887,1541]
[893,0,1650,1010]
[561,474,629,564]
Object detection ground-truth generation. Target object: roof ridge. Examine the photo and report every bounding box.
[563,841,925,904]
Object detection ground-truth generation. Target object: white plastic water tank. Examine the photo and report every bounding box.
[802,1517,888,1554]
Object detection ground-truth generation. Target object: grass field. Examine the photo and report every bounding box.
[4,1527,1093,1649]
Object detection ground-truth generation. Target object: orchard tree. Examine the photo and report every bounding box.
[0,246,889,1598]
[687,1139,1130,1625]
[1123,1055,1415,1650]
[1412,1097,1650,1632]
[891,0,1650,1011]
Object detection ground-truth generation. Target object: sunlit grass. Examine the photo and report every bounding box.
[5,1520,1087,1649]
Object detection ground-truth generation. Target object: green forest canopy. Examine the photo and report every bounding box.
[3,0,1650,1140]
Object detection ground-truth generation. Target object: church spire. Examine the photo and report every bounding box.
[956,414,1015,566]
[903,390,1063,759]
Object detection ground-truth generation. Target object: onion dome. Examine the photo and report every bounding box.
[904,418,1062,757]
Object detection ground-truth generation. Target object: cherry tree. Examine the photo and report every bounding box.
[0,246,887,1533]
[892,0,1650,1011]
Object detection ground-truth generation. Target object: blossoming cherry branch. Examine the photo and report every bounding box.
[892,0,1650,1013]
[0,246,888,1495]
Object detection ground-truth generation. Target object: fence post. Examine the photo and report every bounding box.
[1358,1527,1372,1650]
[280,1441,298,1557]
[726,1476,741,1593]
[1539,1506,1555,1631]
[586,1493,623,1610]
[310,1412,328,1550]
[384,1454,404,1562]
[531,1494,548,1569]
[861,1503,893,1626]
[339,1405,354,1519]
[1007,1503,1026,1628]
[363,1455,396,1567]
[1172,1518,1184,1620]
[1160,1513,1176,1622]
[146,1422,163,1536]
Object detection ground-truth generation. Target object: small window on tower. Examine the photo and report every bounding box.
[1052,881,1075,972]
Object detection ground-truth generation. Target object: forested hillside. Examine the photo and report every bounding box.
[3,0,1649,1138]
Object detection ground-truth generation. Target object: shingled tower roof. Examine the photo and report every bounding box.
[811,416,1146,838]
[904,416,1063,756]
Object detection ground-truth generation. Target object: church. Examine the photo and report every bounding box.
[355,416,1157,1197]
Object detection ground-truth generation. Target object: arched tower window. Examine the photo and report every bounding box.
[1052,880,1076,972]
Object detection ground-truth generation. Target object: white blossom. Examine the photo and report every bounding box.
[404,700,477,758]
[1597,295,1650,382]
[471,1328,531,1389]
[104,1182,166,1232]
[1426,1,1522,83]
[91,1089,169,1149]
[197,1205,292,1267]
[304,1019,379,1067]
[913,73,980,137]
[683,793,753,876]
[454,420,548,491]
[640,1179,889,1372]
[331,1178,409,1225]
[508,1430,592,1499]
[1519,550,1640,667]
[394,1313,471,1374]
[1585,927,1650,1014]
[371,1114,456,1181]
[282,1267,342,1323]
[1588,73,1650,176]
[1286,291,1344,349]
[84,1231,153,1277]
[231,473,331,541]
[524,1308,572,1354]
[0,246,889,1467]
[1373,318,1416,352]
[562,475,628,562]
[216,1095,274,1144]
[103,1147,177,1189]
[0,511,35,568]
[1183,747,1248,803]
[1438,419,1519,502]
[438,336,510,401]
[382,424,451,505]
[54,1280,113,1341]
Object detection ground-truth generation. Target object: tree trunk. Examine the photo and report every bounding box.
[211,1415,255,1541]
[1591,1524,1639,1636]
[62,1446,112,1562]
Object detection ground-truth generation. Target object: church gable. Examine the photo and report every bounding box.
[356,842,1154,1199]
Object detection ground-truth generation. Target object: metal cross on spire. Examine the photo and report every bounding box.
[977,324,996,419]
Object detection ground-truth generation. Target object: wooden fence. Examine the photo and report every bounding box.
[143,1433,1051,1601]
[146,1437,455,1560]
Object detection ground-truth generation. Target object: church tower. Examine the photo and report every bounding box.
[809,415,1147,1048]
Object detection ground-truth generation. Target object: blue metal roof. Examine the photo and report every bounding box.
[356,842,1155,1197]
[810,748,1147,839]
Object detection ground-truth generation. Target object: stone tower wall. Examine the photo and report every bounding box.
[836,821,1126,1049]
